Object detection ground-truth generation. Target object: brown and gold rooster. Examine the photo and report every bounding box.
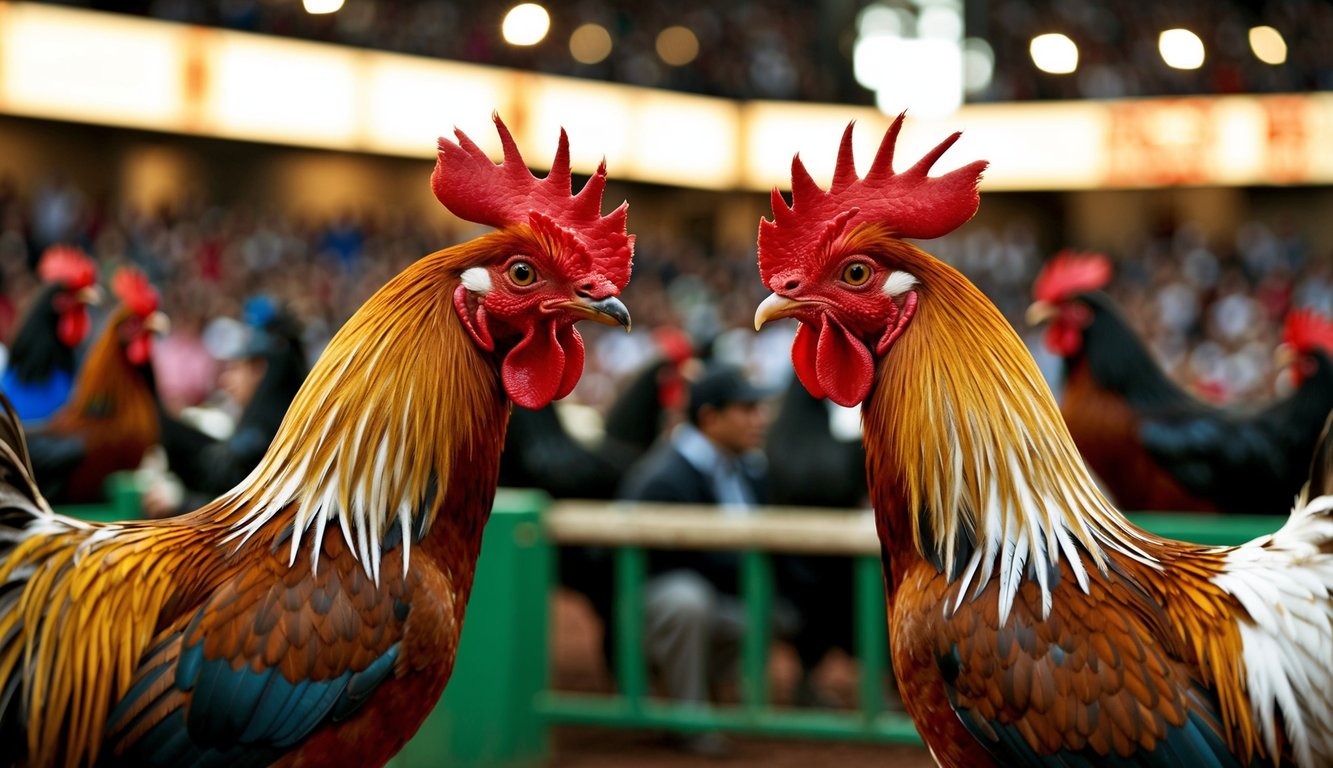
[0,115,632,767]
[755,115,1333,767]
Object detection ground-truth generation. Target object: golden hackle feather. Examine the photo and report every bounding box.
[218,234,509,582]
[0,233,517,766]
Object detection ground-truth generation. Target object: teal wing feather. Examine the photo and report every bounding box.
[102,543,409,767]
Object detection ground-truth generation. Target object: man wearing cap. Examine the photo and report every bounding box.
[618,363,786,756]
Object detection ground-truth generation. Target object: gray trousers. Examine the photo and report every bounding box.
[643,569,800,704]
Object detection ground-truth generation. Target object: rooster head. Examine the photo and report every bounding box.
[433,114,633,409]
[37,244,100,348]
[110,267,169,368]
[1278,308,1333,387]
[752,114,987,406]
[1025,250,1113,358]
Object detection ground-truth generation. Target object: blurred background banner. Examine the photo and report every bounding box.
[1,2,1331,191]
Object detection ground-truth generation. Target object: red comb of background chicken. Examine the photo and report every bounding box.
[111,267,159,318]
[1283,308,1333,356]
[37,245,96,290]
[432,113,632,292]
[1033,250,1114,303]
[758,113,987,286]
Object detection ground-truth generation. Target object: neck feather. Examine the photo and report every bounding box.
[865,250,1154,621]
[216,241,509,583]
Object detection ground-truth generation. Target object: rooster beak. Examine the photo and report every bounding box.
[754,293,803,331]
[145,311,171,335]
[77,285,104,306]
[1025,301,1057,326]
[560,296,632,332]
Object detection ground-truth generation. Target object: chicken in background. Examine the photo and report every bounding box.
[0,245,100,422]
[25,266,168,504]
[0,115,633,767]
[755,115,1333,766]
[1027,250,1333,515]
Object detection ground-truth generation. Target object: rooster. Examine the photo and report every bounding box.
[754,115,1333,766]
[0,115,633,767]
[1027,250,1333,515]
[1,245,100,422]
[26,266,169,504]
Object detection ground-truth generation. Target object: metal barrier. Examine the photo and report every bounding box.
[396,495,1285,767]
[54,473,143,522]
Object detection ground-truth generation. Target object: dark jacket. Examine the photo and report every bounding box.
[617,435,769,594]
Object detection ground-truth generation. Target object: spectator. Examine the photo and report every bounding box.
[142,300,309,517]
[618,364,812,755]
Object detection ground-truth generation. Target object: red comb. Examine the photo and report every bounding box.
[111,267,159,318]
[432,113,632,291]
[1283,309,1333,356]
[1033,250,1113,303]
[758,113,987,286]
[37,245,96,290]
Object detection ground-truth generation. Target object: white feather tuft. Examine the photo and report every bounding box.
[461,267,492,294]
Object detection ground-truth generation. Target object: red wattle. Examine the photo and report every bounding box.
[815,318,874,407]
[791,322,826,400]
[502,322,584,409]
[791,318,874,406]
[553,324,584,401]
[1046,321,1082,357]
[58,309,90,348]
[127,334,153,366]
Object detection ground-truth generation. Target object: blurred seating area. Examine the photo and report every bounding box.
[40,0,1332,104]
[1,173,1327,418]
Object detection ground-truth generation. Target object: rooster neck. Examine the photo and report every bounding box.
[215,241,511,585]
[862,254,1155,623]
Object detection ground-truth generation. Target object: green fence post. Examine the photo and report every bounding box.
[854,556,887,720]
[391,488,551,768]
[740,550,772,711]
[614,546,649,712]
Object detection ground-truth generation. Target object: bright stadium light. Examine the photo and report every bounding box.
[1030,33,1078,74]
[303,0,344,13]
[1159,28,1205,70]
[502,3,550,47]
[1249,26,1287,65]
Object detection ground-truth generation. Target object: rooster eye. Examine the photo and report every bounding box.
[842,262,872,286]
[507,261,536,286]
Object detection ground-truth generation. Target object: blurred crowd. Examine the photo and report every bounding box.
[1,174,1328,417]
[45,0,1333,104]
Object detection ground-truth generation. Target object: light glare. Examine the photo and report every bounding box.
[1249,26,1287,65]
[502,4,550,47]
[570,23,612,64]
[1159,28,1205,70]
[1030,33,1078,74]
[656,26,699,67]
